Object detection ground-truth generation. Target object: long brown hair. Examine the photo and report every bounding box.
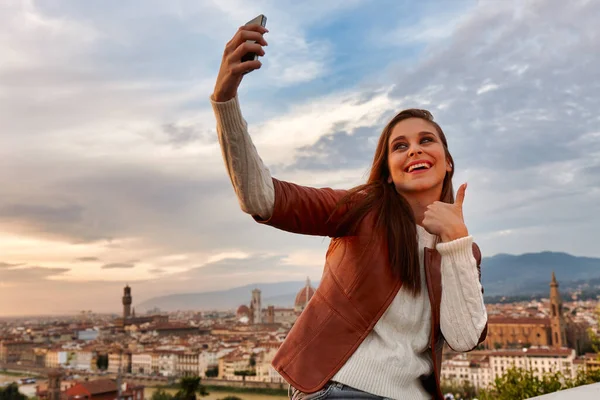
[333,109,455,295]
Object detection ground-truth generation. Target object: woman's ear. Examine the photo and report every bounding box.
[387,175,393,184]
[446,161,453,172]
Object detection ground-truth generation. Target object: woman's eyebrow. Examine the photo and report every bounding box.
[390,131,436,145]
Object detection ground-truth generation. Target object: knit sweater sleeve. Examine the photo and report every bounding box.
[437,236,488,352]
[210,95,274,220]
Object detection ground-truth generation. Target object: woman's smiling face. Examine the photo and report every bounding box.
[387,117,452,196]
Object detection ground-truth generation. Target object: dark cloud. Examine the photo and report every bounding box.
[0,265,70,282]
[291,0,600,174]
[75,257,100,262]
[390,1,599,169]
[101,263,136,270]
[0,262,22,269]
[0,203,83,226]
[289,126,377,171]
[136,122,220,149]
[161,123,207,147]
[272,0,600,261]
[0,154,313,259]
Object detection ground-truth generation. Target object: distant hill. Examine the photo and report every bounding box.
[137,251,600,312]
[136,280,320,313]
[481,251,600,296]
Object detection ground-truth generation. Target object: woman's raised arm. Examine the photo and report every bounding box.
[210,24,348,237]
[210,24,274,220]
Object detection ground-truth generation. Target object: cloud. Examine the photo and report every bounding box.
[0,278,128,316]
[375,1,474,47]
[0,265,70,283]
[101,263,136,270]
[277,0,600,259]
[0,0,599,316]
[75,257,100,262]
[161,123,206,147]
[249,87,399,167]
[0,203,84,231]
[131,251,326,299]
[0,262,23,269]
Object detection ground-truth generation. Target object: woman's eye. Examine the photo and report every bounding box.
[421,137,434,144]
[393,143,407,150]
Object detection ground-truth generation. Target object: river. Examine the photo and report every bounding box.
[1,372,287,400]
[144,387,288,400]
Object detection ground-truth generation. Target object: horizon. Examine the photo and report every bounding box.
[1,0,599,316]
[2,249,598,318]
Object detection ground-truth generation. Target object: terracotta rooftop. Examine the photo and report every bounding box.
[70,379,117,395]
[488,316,551,325]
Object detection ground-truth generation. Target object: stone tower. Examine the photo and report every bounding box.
[251,288,262,324]
[122,285,132,319]
[47,369,62,400]
[549,271,567,348]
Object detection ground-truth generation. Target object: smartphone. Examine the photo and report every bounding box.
[241,14,267,63]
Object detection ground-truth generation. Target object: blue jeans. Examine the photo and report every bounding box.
[288,381,394,399]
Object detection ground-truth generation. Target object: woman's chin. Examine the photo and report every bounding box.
[396,180,443,195]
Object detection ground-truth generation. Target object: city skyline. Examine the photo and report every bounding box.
[1,0,599,316]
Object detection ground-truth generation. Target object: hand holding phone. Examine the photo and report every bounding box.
[241,14,267,63]
[212,15,268,102]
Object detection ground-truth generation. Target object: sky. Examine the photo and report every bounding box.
[0,0,599,316]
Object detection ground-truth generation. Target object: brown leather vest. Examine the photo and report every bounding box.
[254,179,487,400]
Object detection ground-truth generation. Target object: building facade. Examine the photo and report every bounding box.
[484,273,585,352]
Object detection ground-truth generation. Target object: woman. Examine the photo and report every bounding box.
[210,23,487,400]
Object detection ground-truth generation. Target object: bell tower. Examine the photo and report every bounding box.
[47,369,63,400]
[122,285,132,319]
[549,272,567,348]
[251,289,262,324]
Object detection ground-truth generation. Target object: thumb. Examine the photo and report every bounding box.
[455,182,467,209]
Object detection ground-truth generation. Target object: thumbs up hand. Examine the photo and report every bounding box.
[422,183,469,242]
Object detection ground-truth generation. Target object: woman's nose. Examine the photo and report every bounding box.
[408,146,423,157]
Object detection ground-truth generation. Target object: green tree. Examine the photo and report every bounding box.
[564,367,600,388]
[95,354,109,370]
[151,389,174,400]
[479,366,600,400]
[205,366,218,378]
[0,383,27,400]
[174,376,208,400]
[588,305,600,355]
[233,370,256,377]
[441,381,477,399]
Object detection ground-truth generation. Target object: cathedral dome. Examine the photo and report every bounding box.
[294,277,315,310]
[236,305,250,318]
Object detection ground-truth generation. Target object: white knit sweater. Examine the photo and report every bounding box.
[210,95,487,400]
